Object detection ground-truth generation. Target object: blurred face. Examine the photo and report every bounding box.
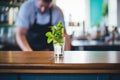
[36,0,51,13]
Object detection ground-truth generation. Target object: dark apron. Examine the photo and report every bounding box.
[26,8,53,51]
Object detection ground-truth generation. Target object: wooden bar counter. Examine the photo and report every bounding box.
[0,51,120,80]
[0,51,120,73]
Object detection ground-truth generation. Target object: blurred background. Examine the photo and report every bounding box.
[0,0,120,51]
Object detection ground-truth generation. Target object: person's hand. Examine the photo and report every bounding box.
[16,27,33,51]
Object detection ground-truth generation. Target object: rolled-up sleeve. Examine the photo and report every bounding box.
[15,3,30,29]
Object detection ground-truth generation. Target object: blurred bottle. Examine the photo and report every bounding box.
[13,0,17,4]
[83,21,86,39]
[96,30,101,40]
[112,27,119,41]
[0,7,5,23]
[0,27,4,42]
[9,0,13,4]
[114,27,119,37]
[7,28,12,44]
[111,26,115,45]
[103,26,110,42]
[77,22,80,27]
[4,7,9,24]
[17,0,21,3]
[0,28,7,43]
[21,0,25,3]
[68,14,74,26]
[104,26,109,37]
[13,7,18,24]
[0,7,2,24]
[9,7,13,25]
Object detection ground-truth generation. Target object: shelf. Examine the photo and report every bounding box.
[0,23,14,27]
[0,2,21,7]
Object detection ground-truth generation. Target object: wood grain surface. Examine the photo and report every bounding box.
[0,51,120,73]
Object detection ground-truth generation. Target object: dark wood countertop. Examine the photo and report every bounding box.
[0,51,120,73]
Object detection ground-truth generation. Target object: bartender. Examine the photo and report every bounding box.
[15,0,71,51]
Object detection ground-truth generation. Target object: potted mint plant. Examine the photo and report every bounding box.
[45,22,65,57]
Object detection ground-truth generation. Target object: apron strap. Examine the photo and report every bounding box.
[49,8,52,25]
[33,11,37,25]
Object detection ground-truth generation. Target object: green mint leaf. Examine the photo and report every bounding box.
[51,26,56,31]
[45,32,53,37]
[47,38,53,44]
[57,22,62,27]
[45,22,64,44]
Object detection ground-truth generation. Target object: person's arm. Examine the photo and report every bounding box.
[16,27,32,51]
[64,30,71,50]
[15,2,32,51]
